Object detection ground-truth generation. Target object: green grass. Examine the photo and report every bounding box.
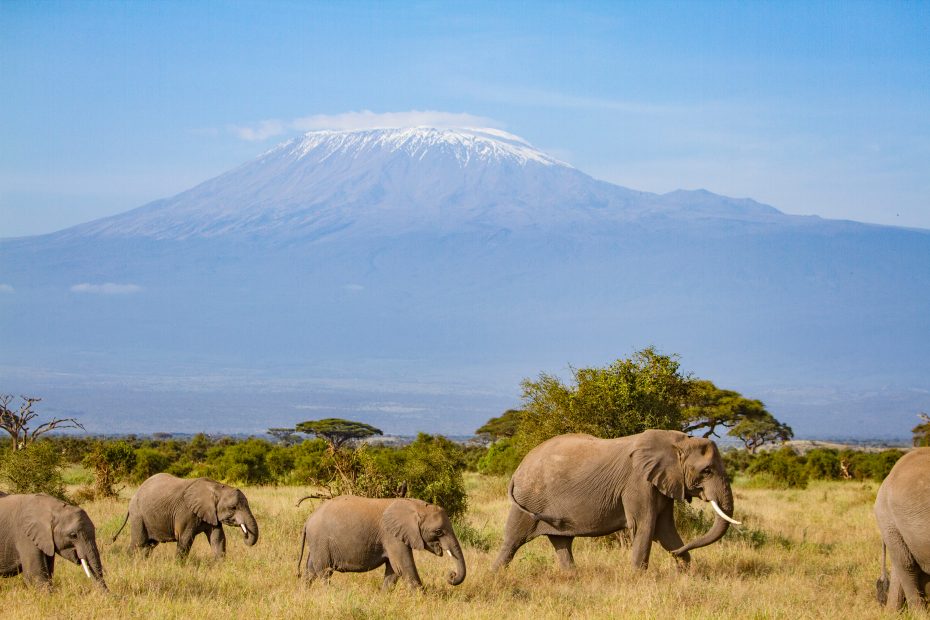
[0,475,912,618]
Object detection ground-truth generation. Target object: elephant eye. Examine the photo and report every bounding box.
[701,466,713,476]
[433,529,444,537]
[68,531,78,538]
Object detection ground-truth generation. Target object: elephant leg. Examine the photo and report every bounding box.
[547,535,576,571]
[209,526,226,560]
[386,545,423,590]
[381,562,400,591]
[492,505,537,571]
[629,514,657,570]
[176,527,196,560]
[130,515,153,556]
[887,573,906,610]
[18,547,53,589]
[885,529,926,610]
[655,503,690,569]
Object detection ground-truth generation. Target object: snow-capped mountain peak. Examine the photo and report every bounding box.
[279,127,571,168]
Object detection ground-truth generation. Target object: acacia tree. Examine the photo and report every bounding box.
[912,413,930,447]
[0,394,84,451]
[681,379,771,438]
[475,409,524,442]
[295,418,383,451]
[728,413,794,453]
[267,427,301,446]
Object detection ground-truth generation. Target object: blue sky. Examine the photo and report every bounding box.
[1,1,928,236]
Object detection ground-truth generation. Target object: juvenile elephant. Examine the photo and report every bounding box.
[113,473,258,559]
[0,493,107,590]
[297,495,466,590]
[874,447,930,610]
[492,429,739,571]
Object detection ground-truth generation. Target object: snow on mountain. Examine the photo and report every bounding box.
[52,127,784,242]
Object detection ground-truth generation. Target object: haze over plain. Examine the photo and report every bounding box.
[1,3,928,439]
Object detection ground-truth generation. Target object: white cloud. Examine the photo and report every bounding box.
[0,284,13,293]
[229,110,501,141]
[70,282,143,295]
[342,283,364,292]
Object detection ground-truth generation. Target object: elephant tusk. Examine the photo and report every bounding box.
[81,558,92,579]
[241,524,248,535]
[446,549,453,557]
[710,500,741,525]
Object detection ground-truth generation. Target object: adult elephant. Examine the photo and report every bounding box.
[874,447,930,610]
[112,473,258,559]
[297,496,466,590]
[0,493,107,590]
[492,429,739,571]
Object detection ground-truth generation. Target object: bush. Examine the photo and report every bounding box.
[203,438,274,485]
[746,447,809,489]
[132,447,172,483]
[0,441,68,500]
[82,440,137,499]
[805,449,841,480]
[477,438,523,476]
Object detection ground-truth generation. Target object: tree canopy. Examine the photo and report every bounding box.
[912,413,930,447]
[475,409,524,441]
[681,379,771,438]
[295,418,383,451]
[728,413,794,453]
[517,347,690,450]
[0,394,84,451]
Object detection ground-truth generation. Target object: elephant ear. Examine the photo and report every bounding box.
[183,479,219,526]
[382,499,426,550]
[22,495,56,556]
[631,430,687,500]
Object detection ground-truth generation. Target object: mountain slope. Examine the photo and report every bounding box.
[1,127,928,438]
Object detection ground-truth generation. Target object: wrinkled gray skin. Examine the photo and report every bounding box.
[874,447,930,610]
[0,493,107,590]
[297,496,466,590]
[492,429,736,571]
[112,473,258,560]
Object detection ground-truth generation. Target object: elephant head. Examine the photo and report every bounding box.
[631,430,738,555]
[184,480,259,546]
[382,498,466,586]
[23,496,107,590]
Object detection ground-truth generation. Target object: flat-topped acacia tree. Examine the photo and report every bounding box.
[295,418,383,451]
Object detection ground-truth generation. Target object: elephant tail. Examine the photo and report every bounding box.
[876,541,890,605]
[296,492,331,507]
[111,511,130,543]
[507,478,572,530]
[296,528,307,578]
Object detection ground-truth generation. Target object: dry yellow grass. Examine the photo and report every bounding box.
[0,475,912,619]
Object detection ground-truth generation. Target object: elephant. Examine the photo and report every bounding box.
[112,473,258,560]
[0,493,107,590]
[492,429,739,572]
[874,447,930,610]
[296,495,466,590]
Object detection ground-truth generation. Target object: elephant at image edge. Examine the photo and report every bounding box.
[874,447,930,610]
[492,429,740,571]
[0,493,107,590]
[112,473,258,559]
[297,495,466,590]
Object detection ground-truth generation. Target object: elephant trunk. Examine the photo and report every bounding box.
[82,539,108,591]
[672,476,735,556]
[443,536,466,586]
[240,510,259,546]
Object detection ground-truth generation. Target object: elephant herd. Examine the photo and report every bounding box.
[1,429,928,611]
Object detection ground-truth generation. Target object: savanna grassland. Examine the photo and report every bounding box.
[0,473,904,619]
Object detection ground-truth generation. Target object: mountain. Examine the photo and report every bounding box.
[1,127,928,439]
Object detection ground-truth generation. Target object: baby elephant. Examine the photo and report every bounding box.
[0,493,107,590]
[297,495,466,590]
[113,473,259,560]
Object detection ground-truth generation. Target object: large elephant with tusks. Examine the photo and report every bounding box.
[492,430,739,571]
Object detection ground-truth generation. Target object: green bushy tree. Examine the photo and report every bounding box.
[517,347,689,452]
[0,440,67,499]
[82,441,136,498]
[132,447,172,483]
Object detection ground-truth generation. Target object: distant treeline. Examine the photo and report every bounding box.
[723,446,905,489]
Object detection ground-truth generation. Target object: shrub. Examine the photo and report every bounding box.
[477,438,522,476]
[203,438,274,485]
[0,441,67,500]
[805,449,841,480]
[82,440,137,498]
[132,447,172,483]
[746,447,809,489]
